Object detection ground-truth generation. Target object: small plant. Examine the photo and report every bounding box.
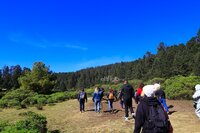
[36,104,43,110]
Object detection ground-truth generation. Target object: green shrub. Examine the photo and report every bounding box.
[17,111,47,133]
[0,88,37,108]
[50,92,67,102]
[85,88,94,97]
[0,111,48,133]
[1,126,37,133]
[0,121,9,132]
[0,100,7,108]
[163,76,200,99]
[65,91,77,99]
[129,79,144,90]
[146,77,166,85]
[7,99,21,108]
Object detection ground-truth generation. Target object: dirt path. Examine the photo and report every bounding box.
[0,99,200,133]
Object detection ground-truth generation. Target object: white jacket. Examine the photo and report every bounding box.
[193,84,200,104]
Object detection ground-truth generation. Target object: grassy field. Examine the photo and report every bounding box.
[0,98,200,133]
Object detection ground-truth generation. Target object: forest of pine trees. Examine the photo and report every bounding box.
[0,29,200,93]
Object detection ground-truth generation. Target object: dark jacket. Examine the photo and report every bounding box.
[77,91,87,103]
[134,96,169,133]
[155,89,166,99]
[120,84,135,101]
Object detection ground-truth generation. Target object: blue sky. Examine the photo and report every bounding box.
[0,0,200,72]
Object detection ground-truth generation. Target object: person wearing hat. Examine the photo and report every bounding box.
[193,84,200,119]
[134,85,173,133]
[154,83,169,114]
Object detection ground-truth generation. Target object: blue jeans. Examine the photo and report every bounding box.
[108,99,114,111]
[79,100,85,112]
[94,99,100,112]
[159,98,169,112]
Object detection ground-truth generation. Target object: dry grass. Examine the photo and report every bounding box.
[0,99,200,133]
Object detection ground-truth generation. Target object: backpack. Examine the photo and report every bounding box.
[80,92,85,99]
[144,105,169,133]
[109,92,114,99]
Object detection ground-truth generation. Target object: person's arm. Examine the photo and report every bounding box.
[77,93,80,101]
[92,93,95,102]
[85,93,87,102]
[114,91,118,100]
[119,88,124,100]
[193,92,200,99]
[163,90,166,99]
[132,87,135,100]
[107,92,109,99]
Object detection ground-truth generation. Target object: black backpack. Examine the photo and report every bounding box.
[144,104,169,133]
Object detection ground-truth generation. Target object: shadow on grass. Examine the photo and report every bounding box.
[49,130,60,133]
[103,109,122,114]
[86,109,95,112]
[168,105,174,109]
[168,111,177,115]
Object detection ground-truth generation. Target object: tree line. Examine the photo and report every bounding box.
[56,29,200,90]
[0,29,200,94]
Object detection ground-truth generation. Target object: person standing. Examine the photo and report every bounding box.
[77,88,87,113]
[154,83,169,114]
[135,83,144,104]
[107,87,117,112]
[134,85,173,133]
[92,87,102,113]
[120,80,135,121]
[118,90,124,109]
[193,84,200,119]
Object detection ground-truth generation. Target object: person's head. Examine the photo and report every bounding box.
[124,79,128,84]
[94,87,99,92]
[142,85,156,97]
[139,83,145,89]
[195,84,200,91]
[154,83,161,91]
[81,88,85,92]
[109,87,113,92]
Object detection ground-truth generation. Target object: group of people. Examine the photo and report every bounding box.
[77,80,200,133]
[77,80,173,132]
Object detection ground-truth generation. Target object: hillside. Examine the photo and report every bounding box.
[1,98,200,133]
[56,30,200,90]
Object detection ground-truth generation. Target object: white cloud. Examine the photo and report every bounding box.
[74,56,134,71]
[8,33,88,51]
[64,44,88,51]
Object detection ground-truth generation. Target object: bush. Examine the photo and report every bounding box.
[0,100,7,108]
[129,79,144,90]
[0,121,9,132]
[146,77,166,85]
[0,88,37,108]
[163,76,200,100]
[0,111,48,133]
[17,111,47,132]
[49,92,68,102]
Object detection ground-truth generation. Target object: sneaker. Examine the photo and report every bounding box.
[125,117,129,121]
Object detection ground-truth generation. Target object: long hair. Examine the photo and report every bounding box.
[139,83,144,89]
[94,87,99,93]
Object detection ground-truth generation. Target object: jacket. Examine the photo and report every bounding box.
[120,84,135,101]
[134,96,172,133]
